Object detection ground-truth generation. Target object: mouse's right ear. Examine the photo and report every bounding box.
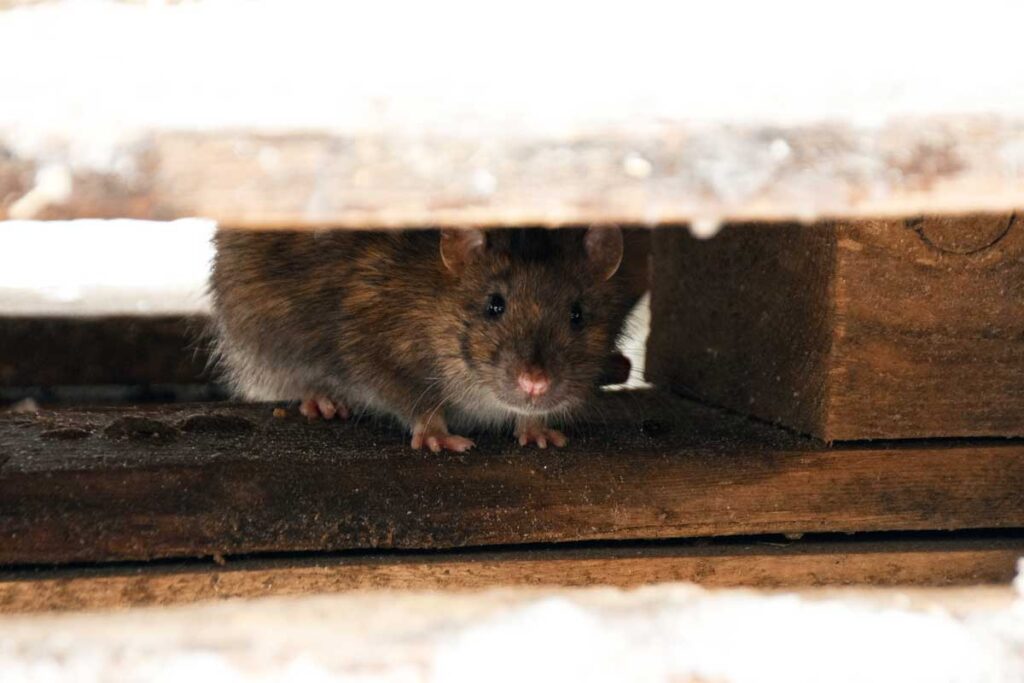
[440,228,485,274]
[584,225,624,281]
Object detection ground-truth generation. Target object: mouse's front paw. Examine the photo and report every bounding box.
[411,416,475,453]
[411,430,476,453]
[299,395,350,421]
[515,418,568,449]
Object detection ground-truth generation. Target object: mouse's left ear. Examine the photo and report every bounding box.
[584,225,623,281]
[440,228,485,275]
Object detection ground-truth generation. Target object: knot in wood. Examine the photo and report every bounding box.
[906,214,1015,255]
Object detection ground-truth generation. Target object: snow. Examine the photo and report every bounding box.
[1,584,1022,682]
[0,218,215,315]
[2,0,1024,174]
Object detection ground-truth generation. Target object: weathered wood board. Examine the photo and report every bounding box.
[4,124,1024,228]
[3,535,1021,612]
[4,3,1024,226]
[2,392,1022,565]
[0,315,210,388]
[646,216,1024,440]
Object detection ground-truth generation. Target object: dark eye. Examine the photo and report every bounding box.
[570,301,584,329]
[486,293,506,319]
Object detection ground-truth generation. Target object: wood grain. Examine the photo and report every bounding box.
[3,121,1024,227]
[0,315,210,388]
[647,222,837,437]
[2,392,1023,565]
[2,536,1021,613]
[6,3,1024,226]
[830,216,1024,438]
[647,216,1024,440]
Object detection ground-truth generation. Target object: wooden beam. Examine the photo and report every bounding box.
[2,392,1023,564]
[4,125,1024,228]
[2,536,1021,613]
[3,3,1024,226]
[0,315,211,388]
[646,217,1024,440]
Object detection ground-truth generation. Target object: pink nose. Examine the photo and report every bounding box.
[517,369,550,397]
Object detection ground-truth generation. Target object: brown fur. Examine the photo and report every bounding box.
[210,228,636,438]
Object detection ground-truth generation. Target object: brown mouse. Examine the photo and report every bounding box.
[209,226,638,451]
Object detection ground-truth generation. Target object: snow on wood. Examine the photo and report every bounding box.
[2,1,1024,227]
[0,219,214,315]
[1,583,1023,682]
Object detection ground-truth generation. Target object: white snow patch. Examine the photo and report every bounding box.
[431,590,1023,683]
[2,1,1024,172]
[689,217,723,239]
[623,153,653,179]
[1,585,1023,682]
[7,164,73,220]
[0,218,215,315]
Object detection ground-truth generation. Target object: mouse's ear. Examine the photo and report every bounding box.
[440,228,486,274]
[584,225,623,281]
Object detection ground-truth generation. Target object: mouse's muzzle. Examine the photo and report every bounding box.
[516,366,550,398]
[501,363,568,415]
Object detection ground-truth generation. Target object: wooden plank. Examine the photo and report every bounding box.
[2,392,1023,564]
[3,4,1024,226]
[2,536,1021,613]
[830,216,1024,438]
[0,315,210,388]
[646,216,1024,440]
[648,222,837,437]
[5,124,1024,228]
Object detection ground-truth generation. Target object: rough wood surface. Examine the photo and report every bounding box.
[2,536,1021,613]
[3,3,1024,227]
[648,222,837,437]
[2,392,1023,565]
[4,124,1024,228]
[647,216,1024,440]
[0,315,210,388]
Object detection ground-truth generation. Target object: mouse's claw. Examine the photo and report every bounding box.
[411,415,475,453]
[299,395,350,421]
[412,433,476,453]
[515,417,568,449]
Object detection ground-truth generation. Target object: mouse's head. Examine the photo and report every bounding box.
[436,226,626,420]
